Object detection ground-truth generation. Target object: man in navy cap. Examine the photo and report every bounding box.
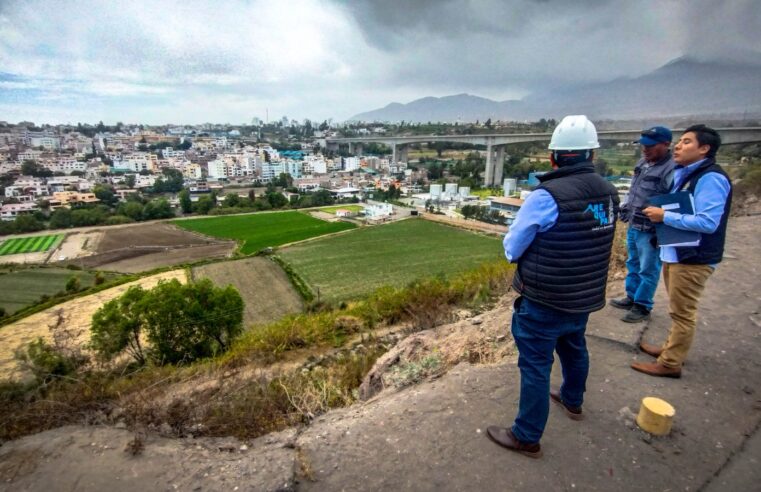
[609,126,675,322]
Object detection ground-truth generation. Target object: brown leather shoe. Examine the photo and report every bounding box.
[639,342,663,358]
[630,361,681,378]
[486,426,543,459]
[550,390,584,421]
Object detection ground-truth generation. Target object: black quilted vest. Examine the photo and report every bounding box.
[675,159,732,265]
[512,163,620,313]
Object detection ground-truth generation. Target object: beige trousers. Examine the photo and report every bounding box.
[657,262,714,369]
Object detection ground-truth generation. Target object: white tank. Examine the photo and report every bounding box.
[430,184,443,198]
[503,178,517,197]
[445,183,458,195]
[459,186,470,197]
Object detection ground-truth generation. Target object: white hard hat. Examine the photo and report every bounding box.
[548,115,600,150]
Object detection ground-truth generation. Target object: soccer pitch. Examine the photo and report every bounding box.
[0,234,64,256]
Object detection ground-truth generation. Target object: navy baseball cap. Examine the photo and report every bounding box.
[637,126,672,146]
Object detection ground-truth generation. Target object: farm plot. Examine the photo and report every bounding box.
[0,234,63,256]
[174,211,356,255]
[192,257,303,327]
[279,218,503,303]
[0,267,122,315]
[76,223,236,273]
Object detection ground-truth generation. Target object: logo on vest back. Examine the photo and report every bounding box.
[584,202,610,226]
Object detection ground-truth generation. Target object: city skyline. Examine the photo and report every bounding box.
[1,0,760,125]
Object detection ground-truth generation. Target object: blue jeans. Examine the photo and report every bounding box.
[624,227,662,311]
[511,296,590,444]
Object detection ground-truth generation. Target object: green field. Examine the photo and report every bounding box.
[174,211,357,255]
[279,219,503,303]
[318,205,365,214]
[0,268,119,314]
[0,234,64,256]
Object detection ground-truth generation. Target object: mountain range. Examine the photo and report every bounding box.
[349,57,761,123]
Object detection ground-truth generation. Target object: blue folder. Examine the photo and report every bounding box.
[647,191,701,247]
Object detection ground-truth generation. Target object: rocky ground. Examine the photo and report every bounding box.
[1,215,759,492]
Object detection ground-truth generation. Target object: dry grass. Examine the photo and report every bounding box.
[0,261,514,442]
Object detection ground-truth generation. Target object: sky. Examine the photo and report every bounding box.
[1,0,760,125]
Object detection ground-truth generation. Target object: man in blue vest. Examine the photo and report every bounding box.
[632,125,732,378]
[610,126,675,322]
[487,115,619,458]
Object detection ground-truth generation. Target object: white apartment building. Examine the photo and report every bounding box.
[1,202,40,221]
[134,174,157,189]
[4,176,49,197]
[162,147,186,158]
[207,159,227,179]
[207,155,257,180]
[303,156,327,175]
[43,158,87,174]
[114,153,158,173]
[343,157,360,172]
[259,162,285,181]
[17,149,43,162]
[47,176,91,192]
[30,136,60,150]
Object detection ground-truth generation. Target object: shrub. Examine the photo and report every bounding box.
[16,338,83,383]
[94,271,105,285]
[65,275,81,293]
[105,215,135,225]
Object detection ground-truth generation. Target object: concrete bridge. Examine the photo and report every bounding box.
[324,127,761,186]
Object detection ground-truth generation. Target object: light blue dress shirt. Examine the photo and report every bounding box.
[660,159,731,264]
[503,189,558,262]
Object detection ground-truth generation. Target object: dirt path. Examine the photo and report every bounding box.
[0,269,187,382]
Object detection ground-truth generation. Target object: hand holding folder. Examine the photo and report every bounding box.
[647,191,701,247]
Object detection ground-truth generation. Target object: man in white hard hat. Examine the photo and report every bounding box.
[487,115,619,458]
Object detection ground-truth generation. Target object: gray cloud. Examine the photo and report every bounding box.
[0,0,759,124]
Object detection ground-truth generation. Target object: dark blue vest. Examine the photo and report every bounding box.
[675,159,732,265]
[512,163,620,313]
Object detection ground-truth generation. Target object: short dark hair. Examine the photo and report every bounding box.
[683,124,721,158]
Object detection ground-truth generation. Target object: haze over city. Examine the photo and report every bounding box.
[2,0,760,124]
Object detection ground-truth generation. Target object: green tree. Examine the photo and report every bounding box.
[142,198,173,220]
[90,285,148,364]
[14,214,45,233]
[49,207,73,229]
[124,174,136,189]
[89,279,244,365]
[266,191,288,208]
[223,193,240,208]
[179,189,193,214]
[194,195,215,214]
[142,279,244,364]
[93,185,117,206]
[118,201,144,221]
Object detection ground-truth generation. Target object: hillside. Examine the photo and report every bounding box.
[1,215,759,491]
